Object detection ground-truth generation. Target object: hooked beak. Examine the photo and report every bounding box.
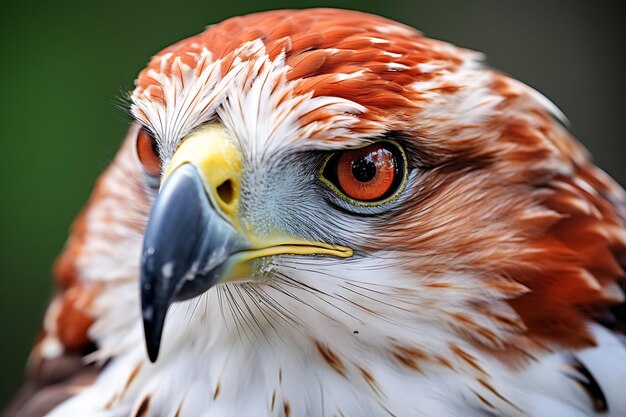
[140,125,352,362]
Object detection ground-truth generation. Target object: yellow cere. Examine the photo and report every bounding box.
[163,124,243,222]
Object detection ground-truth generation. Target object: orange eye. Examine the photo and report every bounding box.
[136,128,161,177]
[322,141,406,203]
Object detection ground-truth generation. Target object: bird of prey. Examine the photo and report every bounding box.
[5,8,626,417]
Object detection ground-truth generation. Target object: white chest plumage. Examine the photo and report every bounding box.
[48,262,626,417]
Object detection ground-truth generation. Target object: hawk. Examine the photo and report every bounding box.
[5,8,626,417]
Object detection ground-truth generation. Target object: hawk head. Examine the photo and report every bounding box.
[23,8,626,417]
[131,8,625,363]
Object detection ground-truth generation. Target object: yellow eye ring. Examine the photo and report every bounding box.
[319,140,408,207]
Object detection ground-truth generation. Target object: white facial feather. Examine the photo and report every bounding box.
[132,40,370,170]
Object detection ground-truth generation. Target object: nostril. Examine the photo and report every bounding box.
[216,180,234,205]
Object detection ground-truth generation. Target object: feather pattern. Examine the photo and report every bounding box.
[5,8,626,417]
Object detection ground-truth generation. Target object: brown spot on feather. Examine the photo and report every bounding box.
[315,341,347,377]
[449,344,486,375]
[122,362,142,395]
[358,366,385,397]
[476,378,522,412]
[134,396,150,417]
[213,382,221,400]
[390,344,427,373]
[472,389,496,410]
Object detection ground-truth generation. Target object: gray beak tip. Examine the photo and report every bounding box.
[141,298,164,362]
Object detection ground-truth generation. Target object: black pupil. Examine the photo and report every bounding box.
[352,155,377,183]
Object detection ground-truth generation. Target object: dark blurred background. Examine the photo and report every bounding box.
[1,0,624,405]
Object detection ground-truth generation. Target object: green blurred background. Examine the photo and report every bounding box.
[1,0,624,405]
